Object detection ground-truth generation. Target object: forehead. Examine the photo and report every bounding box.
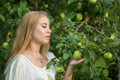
[38,15,50,25]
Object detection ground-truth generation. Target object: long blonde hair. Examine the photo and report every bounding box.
[8,11,49,62]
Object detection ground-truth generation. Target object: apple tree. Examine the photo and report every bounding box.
[0,0,120,80]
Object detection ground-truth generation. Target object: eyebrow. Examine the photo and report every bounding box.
[42,23,50,27]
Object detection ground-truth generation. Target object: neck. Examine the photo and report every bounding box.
[27,41,42,56]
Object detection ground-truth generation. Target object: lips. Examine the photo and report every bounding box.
[45,36,50,39]
[46,36,50,37]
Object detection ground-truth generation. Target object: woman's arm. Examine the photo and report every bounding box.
[64,58,84,80]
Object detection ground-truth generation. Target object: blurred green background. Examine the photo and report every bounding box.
[0,0,120,80]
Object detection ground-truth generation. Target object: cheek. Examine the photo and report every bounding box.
[32,28,43,41]
[34,26,44,36]
[36,28,43,35]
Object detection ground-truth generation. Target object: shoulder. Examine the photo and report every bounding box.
[9,54,26,65]
[4,54,26,73]
[4,54,28,79]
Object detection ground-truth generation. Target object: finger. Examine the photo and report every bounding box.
[78,58,84,63]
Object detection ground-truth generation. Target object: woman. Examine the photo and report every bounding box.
[4,11,84,80]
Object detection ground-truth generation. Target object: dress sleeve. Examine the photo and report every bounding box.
[47,52,56,61]
[47,52,57,80]
[4,55,26,80]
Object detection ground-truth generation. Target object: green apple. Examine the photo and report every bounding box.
[105,12,109,17]
[76,13,83,21]
[60,12,65,19]
[94,5,99,12]
[44,4,48,8]
[89,0,97,4]
[101,69,109,77]
[77,42,82,47]
[2,42,9,48]
[104,52,112,59]
[77,2,82,10]
[73,50,82,59]
[55,65,64,73]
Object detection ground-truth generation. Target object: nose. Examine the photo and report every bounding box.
[47,28,51,33]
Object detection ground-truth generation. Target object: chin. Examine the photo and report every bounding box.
[42,41,50,44]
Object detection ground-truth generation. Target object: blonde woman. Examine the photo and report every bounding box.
[4,11,84,80]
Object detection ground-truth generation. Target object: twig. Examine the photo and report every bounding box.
[118,61,120,80]
[106,17,120,31]
[90,27,102,34]
[34,0,39,10]
[113,49,120,80]
[113,49,120,61]
[90,26,109,38]
[90,61,97,74]
[75,16,90,32]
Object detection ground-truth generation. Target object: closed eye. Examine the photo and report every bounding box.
[42,25,47,28]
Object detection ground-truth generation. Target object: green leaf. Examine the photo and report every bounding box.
[46,58,57,69]
[88,50,96,61]
[63,53,70,60]
[49,15,54,23]
[46,60,54,69]
[20,0,27,7]
[56,43,64,48]
[18,7,22,17]
[0,14,5,22]
[79,32,86,40]
[68,0,77,5]
[86,41,99,49]
[94,57,107,68]
[5,19,14,27]
[60,19,71,27]
[84,52,90,64]
[72,33,81,43]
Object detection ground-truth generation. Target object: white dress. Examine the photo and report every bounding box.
[4,52,56,80]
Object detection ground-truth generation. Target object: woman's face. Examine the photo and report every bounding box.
[31,15,51,45]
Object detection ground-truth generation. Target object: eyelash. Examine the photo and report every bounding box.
[42,25,47,28]
[42,25,51,29]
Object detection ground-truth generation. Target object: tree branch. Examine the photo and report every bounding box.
[113,49,120,61]
[112,49,120,80]
[34,0,39,10]
[118,61,120,80]
[90,61,97,74]
[75,16,90,32]
[90,26,109,38]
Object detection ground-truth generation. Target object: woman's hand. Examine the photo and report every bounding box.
[69,58,84,67]
[64,58,84,80]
